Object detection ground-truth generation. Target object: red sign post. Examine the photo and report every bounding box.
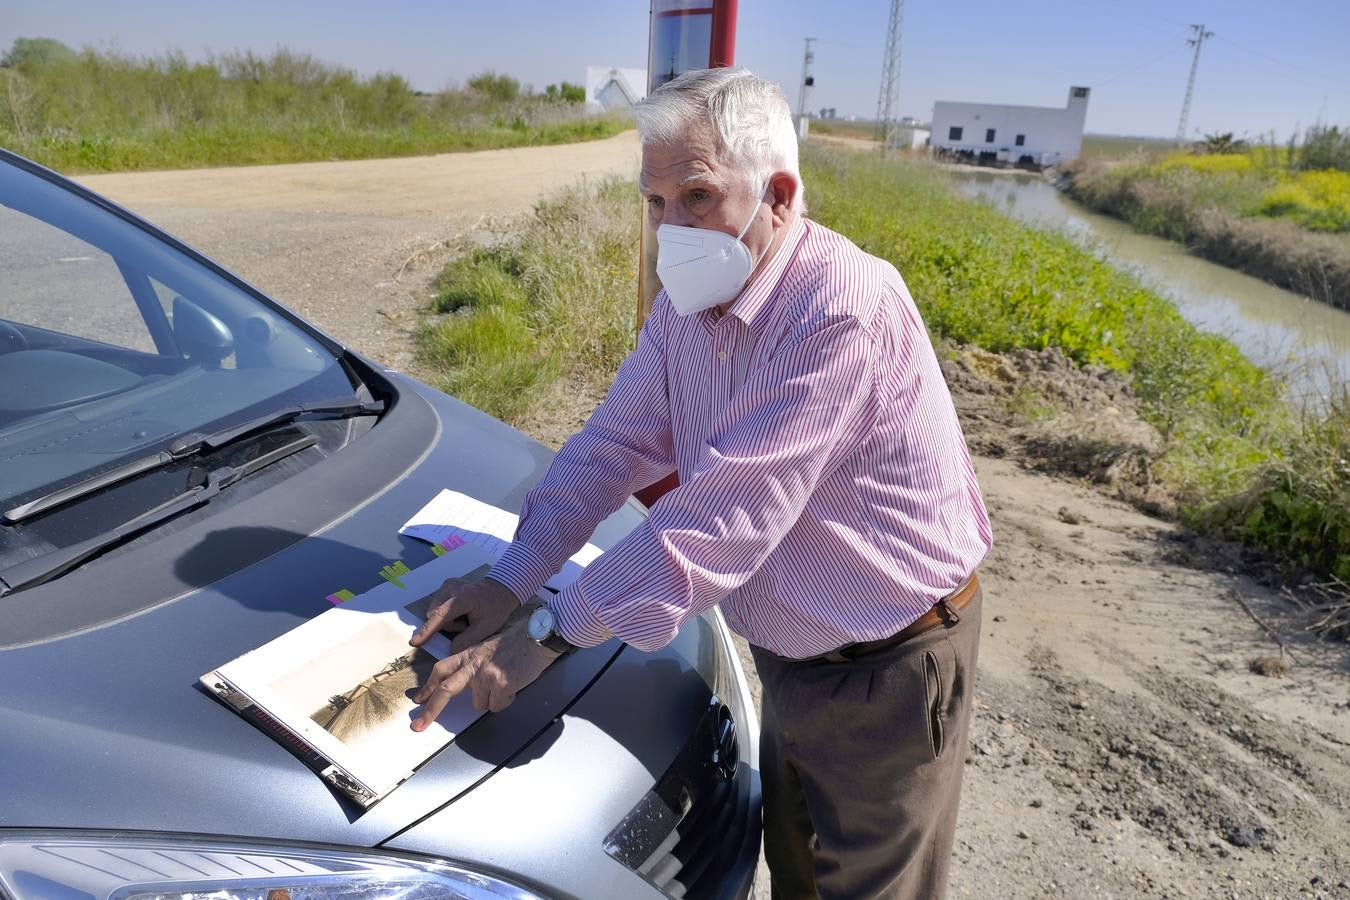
[635,0,737,508]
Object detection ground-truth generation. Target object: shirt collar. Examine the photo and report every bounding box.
[716,214,808,327]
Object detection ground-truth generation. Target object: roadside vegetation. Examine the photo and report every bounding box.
[810,119,882,142]
[0,38,628,173]
[1065,126,1350,308]
[418,177,638,426]
[422,143,1347,589]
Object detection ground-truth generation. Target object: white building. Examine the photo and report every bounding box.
[890,118,931,151]
[929,86,1090,168]
[585,66,646,113]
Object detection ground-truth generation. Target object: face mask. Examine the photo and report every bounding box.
[655,183,768,315]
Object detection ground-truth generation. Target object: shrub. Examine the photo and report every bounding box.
[1294,124,1350,173]
[544,81,586,104]
[0,40,628,172]
[1,37,75,68]
[467,71,520,104]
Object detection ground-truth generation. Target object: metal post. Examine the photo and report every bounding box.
[875,0,905,148]
[1176,23,1212,143]
[709,0,738,67]
[796,38,816,140]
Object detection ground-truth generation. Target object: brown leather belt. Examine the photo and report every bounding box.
[813,572,980,664]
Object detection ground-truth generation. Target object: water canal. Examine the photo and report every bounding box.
[945,168,1350,404]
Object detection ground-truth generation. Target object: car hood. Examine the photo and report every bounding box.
[0,371,644,846]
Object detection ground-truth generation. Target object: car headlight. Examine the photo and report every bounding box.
[0,831,544,900]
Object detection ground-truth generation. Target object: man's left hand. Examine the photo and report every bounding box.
[410,605,558,731]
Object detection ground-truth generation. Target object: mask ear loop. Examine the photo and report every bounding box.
[735,178,772,271]
[735,178,769,243]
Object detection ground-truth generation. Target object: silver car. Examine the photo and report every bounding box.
[0,148,761,900]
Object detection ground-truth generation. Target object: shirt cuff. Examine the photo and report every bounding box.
[550,584,612,648]
[486,543,556,603]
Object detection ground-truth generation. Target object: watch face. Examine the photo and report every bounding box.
[527,606,553,642]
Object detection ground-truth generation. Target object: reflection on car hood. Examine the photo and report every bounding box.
[0,376,642,846]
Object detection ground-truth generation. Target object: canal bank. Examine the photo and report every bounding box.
[946,168,1350,405]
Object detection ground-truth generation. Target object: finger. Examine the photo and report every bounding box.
[470,671,490,712]
[488,686,516,713]
[412,653,462,704]
[411,581,469,645]
[411,664,473,732]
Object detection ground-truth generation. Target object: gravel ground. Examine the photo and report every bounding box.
[74,139,1350,899]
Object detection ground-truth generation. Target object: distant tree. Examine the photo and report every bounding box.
[467,70,519,103]
[1,37,76,69]
[1294,124,1350,173]
[1193,132,1248,155]
[543,81,586,104]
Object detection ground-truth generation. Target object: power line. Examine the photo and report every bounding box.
[1210,33,1350,96]
[1093,43,1188,88]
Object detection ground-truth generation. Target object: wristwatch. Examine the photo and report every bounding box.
[527,604,579,656]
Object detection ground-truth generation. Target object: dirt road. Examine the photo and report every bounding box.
[77,138,1349,897]
[76,131,642,378]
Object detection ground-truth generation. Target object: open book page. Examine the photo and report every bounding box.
[200,540,498,805]
[398,489,603,592]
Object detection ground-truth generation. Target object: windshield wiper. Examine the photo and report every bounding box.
[164,397,383,458]
[0,432,318,597]
[2,397,382,524]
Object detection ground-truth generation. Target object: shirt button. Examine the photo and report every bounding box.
[717,351,728,361]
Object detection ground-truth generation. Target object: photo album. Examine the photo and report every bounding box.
[199,490,601,808]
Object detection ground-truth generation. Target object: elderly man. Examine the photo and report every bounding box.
[409,67,992,898]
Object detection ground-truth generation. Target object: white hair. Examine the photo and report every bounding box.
[635,67,804,210]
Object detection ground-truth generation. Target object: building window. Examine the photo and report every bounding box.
[1015,134,1025,146]
[985,128,996,143]
[948,126,963,141]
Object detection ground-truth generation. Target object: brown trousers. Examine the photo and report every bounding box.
[750,589,981,899]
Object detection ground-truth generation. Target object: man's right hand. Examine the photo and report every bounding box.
[409,577,519,651]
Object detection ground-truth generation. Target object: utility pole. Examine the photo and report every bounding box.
[875,0,905,148]
[796,37,816,140]
[1176,23,1213,144]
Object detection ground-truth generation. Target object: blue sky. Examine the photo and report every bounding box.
[4,0,1347,140]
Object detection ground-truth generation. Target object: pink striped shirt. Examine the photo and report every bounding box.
[488,215,992,658]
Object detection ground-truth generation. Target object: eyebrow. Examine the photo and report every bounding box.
[638,172,726,194]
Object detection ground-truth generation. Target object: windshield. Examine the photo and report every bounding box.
[0,155,358,510]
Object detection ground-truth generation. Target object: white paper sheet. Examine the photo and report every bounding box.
[398,489,602,592]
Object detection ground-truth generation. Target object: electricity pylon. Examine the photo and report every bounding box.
[875,0,905,148]
[1176,23,1213,143]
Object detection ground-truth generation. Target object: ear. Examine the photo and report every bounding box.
[768,171,798,224]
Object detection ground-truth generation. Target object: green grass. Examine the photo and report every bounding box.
[418,177,639,425]
[1079,134,1177,161]
[0,44,630,173]
[422,145,1349,585]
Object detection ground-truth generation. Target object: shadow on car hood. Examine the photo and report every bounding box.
[0,375,643,846]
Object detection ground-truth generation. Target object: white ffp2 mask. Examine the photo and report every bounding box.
[655,185,768,315]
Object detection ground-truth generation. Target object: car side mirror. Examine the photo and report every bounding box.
[172,297,234,368]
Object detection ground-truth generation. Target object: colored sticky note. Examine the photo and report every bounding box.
[325,588,355,605]
[379,560,412,588]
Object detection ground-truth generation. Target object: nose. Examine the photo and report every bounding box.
[659,207,695,229]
